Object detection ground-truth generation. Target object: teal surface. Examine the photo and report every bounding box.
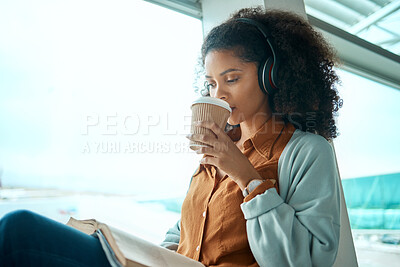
[342,172,400,229]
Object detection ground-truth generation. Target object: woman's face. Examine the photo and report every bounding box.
[204,49,270,126]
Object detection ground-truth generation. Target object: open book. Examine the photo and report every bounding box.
[66,217,205,267]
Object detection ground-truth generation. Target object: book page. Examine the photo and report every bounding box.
[95,230,125,267]
[67,217,204,267]
[67,218,127,266]
[66,217,99,235]
[108,225,204,267]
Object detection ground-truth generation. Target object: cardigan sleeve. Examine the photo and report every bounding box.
[160,219,181,251]
[241,131,341,267]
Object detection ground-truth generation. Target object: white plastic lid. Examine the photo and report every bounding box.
[191,97,232,113]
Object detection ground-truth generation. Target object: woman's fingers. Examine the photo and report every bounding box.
[186,133,216,147]
[200,155,220,167]
[186,121,228,147]
[186,133,229,154]
[195,146,217,156]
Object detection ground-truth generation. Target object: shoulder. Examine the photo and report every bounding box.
[278,129,336,182]
[281,129,334,161]
[278,130,339,201]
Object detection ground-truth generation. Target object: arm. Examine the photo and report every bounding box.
[160,219,181,251]
[241,131,341,267]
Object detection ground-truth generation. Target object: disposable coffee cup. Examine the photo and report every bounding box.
[190,97,232,150]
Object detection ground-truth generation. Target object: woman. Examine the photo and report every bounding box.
[0,7,342,267]
[161,7,342,267]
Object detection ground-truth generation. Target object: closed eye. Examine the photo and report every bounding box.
[227,78,239,83]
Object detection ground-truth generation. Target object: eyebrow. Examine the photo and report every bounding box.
[205,68,242,78]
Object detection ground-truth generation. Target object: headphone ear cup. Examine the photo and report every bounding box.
[258,60,268,94]
[259,57,276,95]
[264,57,275,95]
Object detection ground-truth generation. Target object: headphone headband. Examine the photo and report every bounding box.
[234,18,279,95]
[235,18,270,39]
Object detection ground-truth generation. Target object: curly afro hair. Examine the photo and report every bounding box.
[200,7,343,140]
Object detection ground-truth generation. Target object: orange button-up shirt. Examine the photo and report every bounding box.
[177,116,296,266]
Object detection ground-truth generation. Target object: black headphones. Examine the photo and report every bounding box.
[234,18,279,95]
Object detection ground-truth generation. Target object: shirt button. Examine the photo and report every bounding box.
[196,246,200,251]
[202,211,206,217]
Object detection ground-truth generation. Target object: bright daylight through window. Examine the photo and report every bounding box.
[0,0,203,242]
[333,69,400,265]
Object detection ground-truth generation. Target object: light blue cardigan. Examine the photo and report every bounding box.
[161,129,341,267]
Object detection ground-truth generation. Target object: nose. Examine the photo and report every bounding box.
[213,84,228,100]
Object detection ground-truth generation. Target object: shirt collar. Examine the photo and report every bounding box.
[239,115,287,160]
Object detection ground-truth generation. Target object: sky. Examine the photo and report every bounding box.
[0,0,204,196]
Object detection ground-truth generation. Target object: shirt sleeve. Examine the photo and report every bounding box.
[240,131,341,267]
[160,219,181,251]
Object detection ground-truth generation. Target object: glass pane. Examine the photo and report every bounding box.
[305,0,400,56]
[0,0,203,197]
[0,0,203,241]
[334,69,400,265]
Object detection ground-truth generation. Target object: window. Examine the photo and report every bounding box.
[0,0,203,242]
[334,69,400,264]
[305,0,400,55]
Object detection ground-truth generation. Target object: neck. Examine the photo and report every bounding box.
[240,114,271,142]
[237,107,273,146]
